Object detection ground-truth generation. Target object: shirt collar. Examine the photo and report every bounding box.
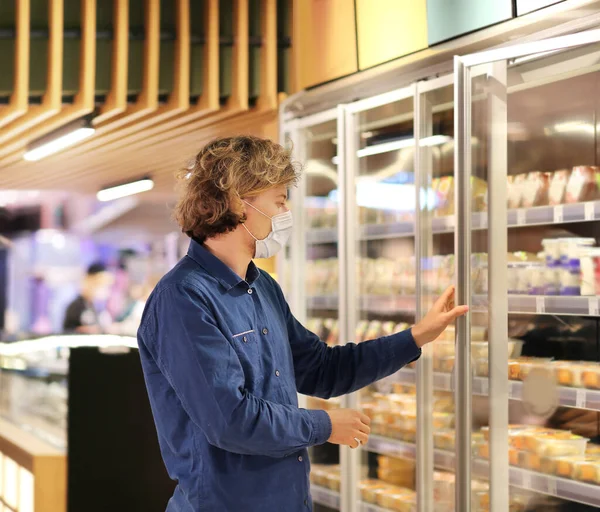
[187,238,261,290]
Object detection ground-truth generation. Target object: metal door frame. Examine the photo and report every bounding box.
[454,26,600,512]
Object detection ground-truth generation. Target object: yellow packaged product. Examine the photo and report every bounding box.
[586,443,600,455]
[375,487,412,509]
[553,361,588,387]
[582,366,600,389]
[434,356,455,373]
[325,471,341,491]
[529,433,588,457]
[433,412,455,430]
[310,466,327,486]
[554,456,584,479]
[509,447,520,466]
[365,320,383,341]
[573,456,600,484]
[518,451,541,471]
[390,492,416,512]
[434,429,455,451]
[359,480,393,504]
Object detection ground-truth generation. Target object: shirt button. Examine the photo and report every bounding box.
[275,370,280,377]
[242,336,247,343]
[304,499,308,506]
[247,289,253,295]
[262,328,268,335]
[298,455,303,462]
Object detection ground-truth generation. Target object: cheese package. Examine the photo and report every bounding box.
[528,433,587,457]
[548,169,571,205]
[566,166,599,203]
[582,366,600,389]
[573,456,600,484]
[359,480,394,504]
[434,429,455,451]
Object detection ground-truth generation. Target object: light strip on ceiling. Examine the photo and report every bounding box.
[97,178,154,202]
[331,135,452,165]
[24,117,95,161]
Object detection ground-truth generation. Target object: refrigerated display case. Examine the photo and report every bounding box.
[280,19,600,512]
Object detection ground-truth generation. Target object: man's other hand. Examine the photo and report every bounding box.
[326,409,371,448]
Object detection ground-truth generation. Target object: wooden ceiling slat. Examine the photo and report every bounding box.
[95,0,129,123]
[41,0,191,157]
[17,0,216,164]
[0,0,97,161]
[69,0,248,172]
[256,0,276,110]
[0,0,63,145]
[3,109,279,191]
[0,0,31,128]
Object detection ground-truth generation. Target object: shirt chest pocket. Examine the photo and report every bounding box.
[231,329,263,386]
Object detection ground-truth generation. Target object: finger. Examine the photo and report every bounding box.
[436,286,455,310]
[359,413,371,426]
[358,422,371,435]
[446,305,469,320]
[354,431,369,445]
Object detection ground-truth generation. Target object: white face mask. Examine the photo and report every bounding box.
[242,200,293,259]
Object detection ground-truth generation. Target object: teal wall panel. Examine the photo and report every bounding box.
[427,0,513,46]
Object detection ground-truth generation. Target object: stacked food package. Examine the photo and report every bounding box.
[508,166,600,209]
[306,318,411,346]
[361,388,454,443]
[306,255,489,297]
[432,176,489,217]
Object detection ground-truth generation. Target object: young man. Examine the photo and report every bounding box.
[137,136,467,511]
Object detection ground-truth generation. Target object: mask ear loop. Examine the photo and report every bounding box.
[241,222,259,241]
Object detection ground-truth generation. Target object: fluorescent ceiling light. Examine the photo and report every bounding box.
[547,121,595,135]
[97,178,154,202]
[24,117,95,161]
[331,135,452,165]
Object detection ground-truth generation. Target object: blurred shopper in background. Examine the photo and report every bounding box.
[137,136,467,511]
[62,262,114,334]
[110,279,156,336]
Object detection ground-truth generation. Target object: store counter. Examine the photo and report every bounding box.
[0,335,174,512]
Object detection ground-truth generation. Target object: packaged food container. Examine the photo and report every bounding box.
[434,430,455,451]
[559,267,581,296]
[566,166,599,203]
[508,261,528,294]
[508,174,527,209]
[559,237,595,274]
[580,247,600,296]
[434,356,455,373]
[433,412,455,430]
[548,169,571,205]
[518,450,542,471]
[325,471,341,491]
[527,262,546,295]
[474,358,489,377]
[553,361,587,387]
[530,434,588,457]
[554,456,583,479]
[586,443,600,455]
[359,480,392,504]
[542,239,561,267]
[376,487,414,509]
[310,466,327,485]
[573,457,600,484]
[509,447,520,466]
[544,267,561,296]
[582,366,600,389]
[523,171,550,207]
[511,427,568,450]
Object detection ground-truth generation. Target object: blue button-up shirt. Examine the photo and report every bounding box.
[137,240,421,511]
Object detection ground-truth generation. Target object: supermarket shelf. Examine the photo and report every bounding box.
[308,295,416,315]
[311,484,340,509]
[308,295,600,317]
[365,436,600,508]
[505,295,600,317]
[394,369,600,412]
[359,502,393,512]
[306,201,600,244]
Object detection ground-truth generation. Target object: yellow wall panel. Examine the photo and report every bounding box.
[293,0,357,90]
[356,0,427,70]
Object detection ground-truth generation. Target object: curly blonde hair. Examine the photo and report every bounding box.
[174,136,300,243]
